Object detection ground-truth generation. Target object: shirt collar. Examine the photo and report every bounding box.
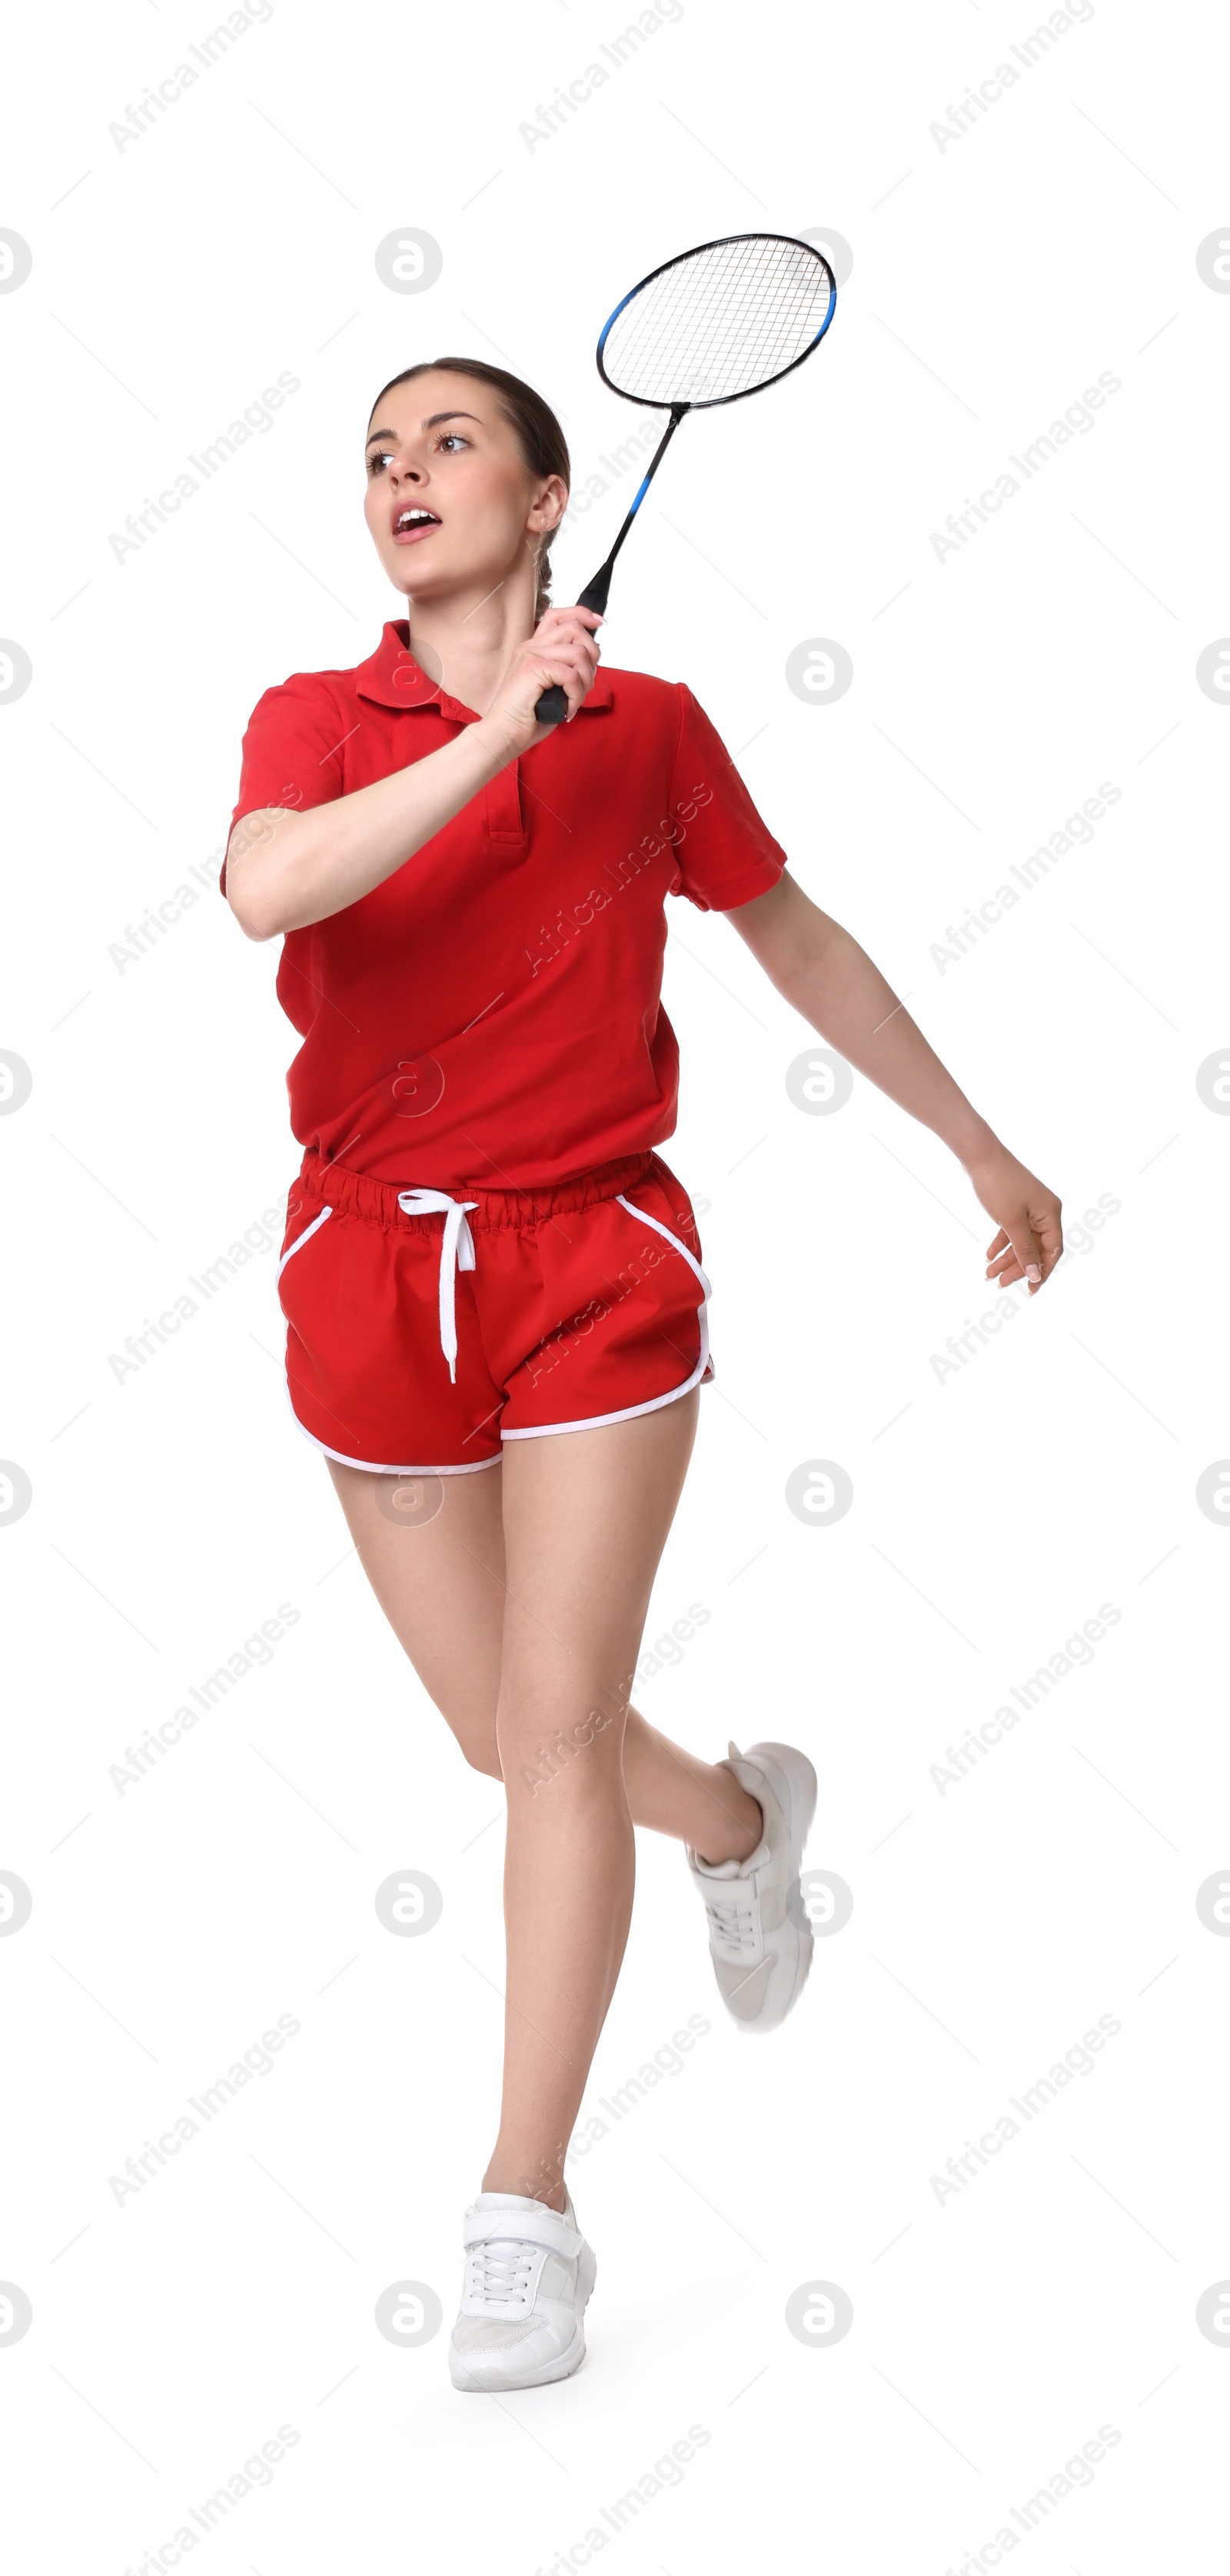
[354,619,613,718]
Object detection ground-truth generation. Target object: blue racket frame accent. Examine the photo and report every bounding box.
[596,229,836,412]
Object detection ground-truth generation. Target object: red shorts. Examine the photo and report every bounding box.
[276,1147,713,1473]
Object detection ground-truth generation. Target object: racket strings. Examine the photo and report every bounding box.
[601,235,833,405]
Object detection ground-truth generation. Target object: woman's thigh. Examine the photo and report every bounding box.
[324,1459,507,1773]
[324,1390,700,1782]
[497,1393,700,1772]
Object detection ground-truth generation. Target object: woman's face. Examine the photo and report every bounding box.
[363,371,565,607]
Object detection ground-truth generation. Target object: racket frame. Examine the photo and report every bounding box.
[533,231,835,723]
[596,229,836,412]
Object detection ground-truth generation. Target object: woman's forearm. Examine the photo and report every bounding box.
[225,714,520,940]
[733,877,1061,1286]
[780,920,998,1169]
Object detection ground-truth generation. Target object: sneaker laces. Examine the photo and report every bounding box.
[703,1885,759,1955]
[467,2235,537,2306]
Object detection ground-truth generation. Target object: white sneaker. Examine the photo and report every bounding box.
[686,1739,819,2033]
[448,2188,597,2391]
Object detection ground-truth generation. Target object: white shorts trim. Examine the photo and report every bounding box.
[500,1354,713,1443]
[278,1202,333,1279]
[501,1192,713,1443]
[281,1373,500,1476]
[611,1192,712,1297]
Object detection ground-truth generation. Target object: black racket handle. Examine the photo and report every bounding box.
[533,567,614,726]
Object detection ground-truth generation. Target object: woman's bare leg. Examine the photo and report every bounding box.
[487,1395,708,2208]
[324,1440,762,1862]
[324,1403,764,2208]
[324,1454,510,1779]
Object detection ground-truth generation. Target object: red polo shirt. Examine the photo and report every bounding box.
[223,621,786,1188]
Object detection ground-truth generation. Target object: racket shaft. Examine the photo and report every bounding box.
[534,408,686,724]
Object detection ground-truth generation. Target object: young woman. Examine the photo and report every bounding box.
[222,356,1062,2393]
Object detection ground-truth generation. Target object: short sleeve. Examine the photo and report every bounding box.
[666,684,787,914]
[220,671,347,895]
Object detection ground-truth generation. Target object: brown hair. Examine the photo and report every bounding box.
[368,357,570,620]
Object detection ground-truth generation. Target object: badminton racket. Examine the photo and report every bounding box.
[535,230,836,724]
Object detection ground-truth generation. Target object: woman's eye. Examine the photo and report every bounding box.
[438,434,469,453]
[367,449,394,475]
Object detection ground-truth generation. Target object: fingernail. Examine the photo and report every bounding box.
[1025,1264,1041,1283]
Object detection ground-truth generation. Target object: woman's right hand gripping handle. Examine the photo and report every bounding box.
[480,605,603,757]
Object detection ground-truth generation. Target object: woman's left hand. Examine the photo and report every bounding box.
[965,1143,1063,1294]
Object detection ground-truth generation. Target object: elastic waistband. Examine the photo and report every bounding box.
[292,1146,657,1236]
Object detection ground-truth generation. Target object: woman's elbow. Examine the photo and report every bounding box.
[226,870,282,941]
[224,813,291,939]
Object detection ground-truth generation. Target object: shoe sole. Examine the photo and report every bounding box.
[733,1740,819,2033]
[449,2242,597,2392]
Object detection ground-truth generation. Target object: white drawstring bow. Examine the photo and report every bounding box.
[397,1187,479,1382]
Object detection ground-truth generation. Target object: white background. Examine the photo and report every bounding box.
[3,0,1229,2568]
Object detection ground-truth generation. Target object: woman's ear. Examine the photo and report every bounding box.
[530,474,568,534]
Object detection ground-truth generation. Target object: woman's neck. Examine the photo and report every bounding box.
[404,562,539,718]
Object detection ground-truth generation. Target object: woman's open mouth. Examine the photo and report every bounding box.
[392,508,441,544]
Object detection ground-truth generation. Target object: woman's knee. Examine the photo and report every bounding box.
[500,1703,627,1804]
